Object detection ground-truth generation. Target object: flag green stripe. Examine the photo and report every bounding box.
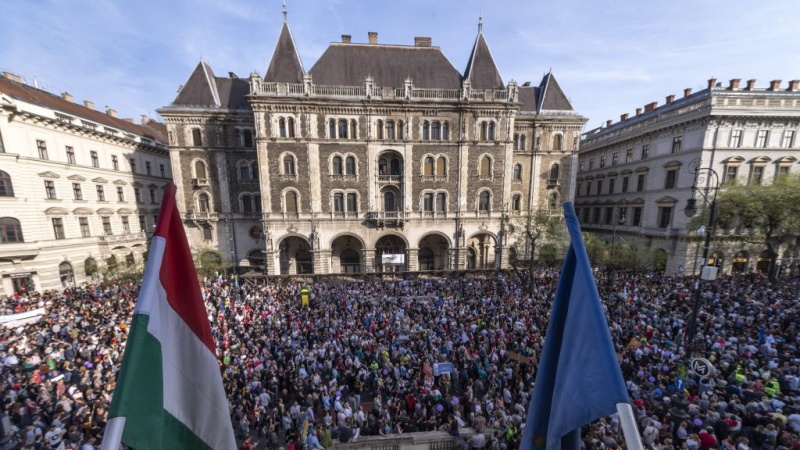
[110,314,213,450]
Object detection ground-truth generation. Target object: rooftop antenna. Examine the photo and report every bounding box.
[283,0,287,23]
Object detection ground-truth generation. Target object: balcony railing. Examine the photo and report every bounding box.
[185,211,219,221]
[377,175,402,184]
[97,231,147,244]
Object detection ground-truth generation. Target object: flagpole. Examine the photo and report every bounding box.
[100,417,126,450]
[616,403,644,450]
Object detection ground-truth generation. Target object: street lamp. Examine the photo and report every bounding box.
[683,167,720,356]
[691,225,706,276]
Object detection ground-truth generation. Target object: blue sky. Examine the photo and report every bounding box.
[2,0,798,130]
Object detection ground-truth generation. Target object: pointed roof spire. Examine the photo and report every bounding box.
[265,5,305,83]
[537,71,574,112]
[463,18,504,90]
[478,5,483,33]
[173,60,221,107]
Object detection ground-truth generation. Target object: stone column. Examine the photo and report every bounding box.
[363,249,376,273]
[314,250,330,274]
[407,248,419,272]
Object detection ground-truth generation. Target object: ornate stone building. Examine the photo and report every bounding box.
[0,72,171,293]
[159,14,585,275]
[578,77,800,276]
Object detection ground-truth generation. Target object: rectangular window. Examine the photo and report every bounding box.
[658,206,673,228]
[152,215,158,228]
[633,207,642,226]
[102,216,113,235]
[596,180,603,195]
[138,215,146,231]
[91,151,99,167]
[45,180,56,199]
[756,130,769,148]
[96,185,105,201]
[586,181,592,196]
[73,183,82,200]
[608,178,615,194]
[79,217,90,237]
[149,189,156,204]
[637,174,646,192]
[778,165,790,176]
[117,187,125,202]
[112,155,119,170]
[604,207,613,225]
[612,152,618,166]
[749,166,764,185]
[160,164,166,177]
[725,166,739,184]
[730,129,743,147]
[671,136,682,153]
[121,216,130,234]
[134,188,142,203]
[576,182,582,197]
[665,169,677,189]
[641,144,649,159]
[423,193,434,212]
[622,177,629,193]
[66,146,75,164]
[593,207,601,224]
[146,161,152,175]
[333,193,344,212]
[626,149,633,163]
[37,140,48,160]
[600,156,605,168]
[130,158,136,173]
[783,130,795,148]
[52,218,65,240]
[589,158,594,169]
[579,160,585,172]
[347,193,358,212]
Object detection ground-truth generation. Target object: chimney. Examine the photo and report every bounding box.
[341,34,351,43]
[606,120,613,127]
[1,72,22,83]
[684,88,692,98]
[644,101,658,112]
[788,80,800,92]
[746,79,756,90]
[140,114,148,125]
[414,36,432,47]
[84,101,94,110]
[368,32,378,44]
[106,108,117,118]
[770,79,782,90]
[635,107,642,116]
[729,78,741,90]
[61,92,73,102]
[620,113,629,121]
[665,94,675,104]
[707,77,717,89]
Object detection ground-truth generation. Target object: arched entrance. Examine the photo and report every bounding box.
[279,236,313,275]
[653,249,668,271]
[375,234,407,272]
[331,235,364,273]
[732,250,749,274]
[106,255,118,275]
[247,249,265,271]
[126,252,135,266]
[84,258,98,278]
[418,234,450,271]
[756,250,774,274]
[466,233,496,269]
[59,261,74,288]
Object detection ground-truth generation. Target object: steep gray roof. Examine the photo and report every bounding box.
[309,44,462,89]
[173,61,221,107]
[538,71,573,112]
[215,77,250,109]
[463,32,504,90]
[265,22,305,83]
[518,86,540,112]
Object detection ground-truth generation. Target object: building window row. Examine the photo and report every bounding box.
[421,191,447,216]
[237,160,259,182]
[513,134,527,151]
[239,193,262,214]
[331,154,358,177]
[332,191,359,216]
[276,118,295,139]
[374,119,405,141]
[421,155,447,178]
[421,121,450,141]
[328,118,358,140]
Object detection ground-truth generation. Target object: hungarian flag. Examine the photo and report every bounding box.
[106,184,235,449]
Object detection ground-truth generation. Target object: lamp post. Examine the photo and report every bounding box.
[691,225,706,276]
[683,167,720,356]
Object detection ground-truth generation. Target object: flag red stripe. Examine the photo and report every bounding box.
[154,184,216,354]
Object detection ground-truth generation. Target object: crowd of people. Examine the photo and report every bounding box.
[0,268,798,450]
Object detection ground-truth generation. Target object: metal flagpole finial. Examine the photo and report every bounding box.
[478,5,483,32]
[282,0,287,22]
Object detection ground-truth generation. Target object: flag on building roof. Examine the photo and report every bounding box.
[107,183,235,449]
[520,202,630,450]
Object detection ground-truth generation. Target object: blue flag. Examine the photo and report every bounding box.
[520,202,629,450]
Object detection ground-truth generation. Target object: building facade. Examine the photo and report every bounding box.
[0,72,171,294]
[159,16,586,275]
[578,77,800,276]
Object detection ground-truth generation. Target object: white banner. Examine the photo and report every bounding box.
[0,307,45,328]
[382,254,405,264]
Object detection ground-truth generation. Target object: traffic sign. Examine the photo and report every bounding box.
[675,377,685,391]
[690,357,715,378]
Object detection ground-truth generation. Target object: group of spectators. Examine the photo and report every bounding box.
[0,268,798,450]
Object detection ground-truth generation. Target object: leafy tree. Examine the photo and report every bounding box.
[506,210,567,266]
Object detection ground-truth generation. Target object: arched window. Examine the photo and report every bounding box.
[287,118,295,138]
[254,194,262,213]
[194,161,207,179]
[345,156,356,175]
[423,156,434,176]
[547,192,559,211]
[192,128,202,146]
[478,191,491,211]
[333,193,344,212]
[520,134,526,150]
[197,194,210,212]
[553,134,563,151]
[251,162,259,181]
[0,217,23,243]
[239,161,252,180]
[338,119,348,139]
[285,191,298,215]
[398,120,405,139]
[0,171,15,197]
[423,193,434,212]
[513,164,523,181]
[346,193,357,212]
[550,163,561,180]
[236,129,244,147]
[350,119,357,139]
[431,121,441,140]
[514,134,520,149]
[383,191,396,211]
[329,119,336,138]
[283,155,296,175]
[379,158,388,175]
[279,118,287,138]
[242,194,253,213]
[332,156,343,175]
[488,122,496,141]
[436,157,446,176]
[84,258,97,277]
[442,122,450,140]
[243,129,253,147]
[480,121,488,141]
[436,192,446,211]
[376,120,384,140]
[479,156,491,177]
[511,194,522,211]
[386,121,395,140]
[390,158,401,175]
[422,121,430,141]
